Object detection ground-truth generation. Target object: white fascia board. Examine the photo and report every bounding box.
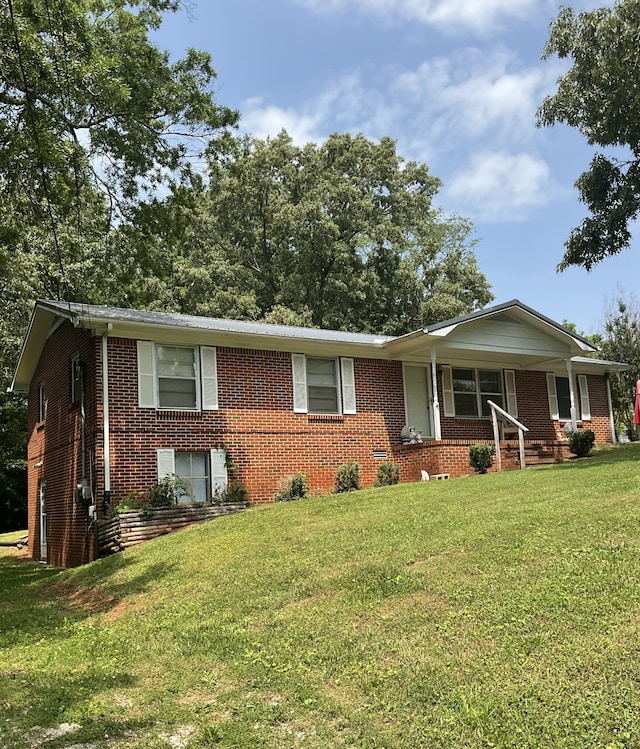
[85,319,392,359]
[570,356,630,373]
[9,305,61,392]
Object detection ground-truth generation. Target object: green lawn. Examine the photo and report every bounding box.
[2,445,640,748]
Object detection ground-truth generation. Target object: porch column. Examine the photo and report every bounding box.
[566,358,578,432]
[431,348,442,440]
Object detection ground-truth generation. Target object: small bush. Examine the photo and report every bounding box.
[469,443,495,474]
[110,490,146,517]
[213,480,249,505]
[334,462,361,493]
[568,429,596,458]
[274,472,310,502]
[374,461,400,487]
[147,474,188,507]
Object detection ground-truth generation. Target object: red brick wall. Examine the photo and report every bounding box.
[27,325,617,567]
[27,321,100,567]
[437,369,614,443]
[106,340,406,505]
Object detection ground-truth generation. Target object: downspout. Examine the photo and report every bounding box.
[79,363,86,482]
[605,373,617,444]
[431,347,442,441]
[566,358,578,432]
[102,325,112,510]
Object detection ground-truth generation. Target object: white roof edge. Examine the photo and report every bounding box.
[39,300,395,348]
[571,356,629,370]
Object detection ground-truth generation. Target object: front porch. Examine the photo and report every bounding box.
[393,438,570,482]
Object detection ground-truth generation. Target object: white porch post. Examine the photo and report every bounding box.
[431,348,442,440]
[566,358,578,432]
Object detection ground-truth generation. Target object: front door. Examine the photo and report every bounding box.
[403,364,433,439]
[39,480,47,562]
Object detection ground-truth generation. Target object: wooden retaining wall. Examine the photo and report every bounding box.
[96,503,248,556]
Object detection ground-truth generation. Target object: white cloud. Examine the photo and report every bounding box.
[240,98,322,144]
[238,48,565,221]
[393,49,557,142]
[445,151,554,221]
[294,0,544,32]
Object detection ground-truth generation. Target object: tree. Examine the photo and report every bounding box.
[0,0,237,529]
[537,1,640,270]
[0,391,27,533]
[599,293,640,438]
[158,131,493,334]
[0,0,238,342]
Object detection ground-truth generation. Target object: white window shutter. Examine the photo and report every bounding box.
[292,354,308,413]
[340,358,357,414]
[200,346,219,410]
[210,448,228,497]
[137,340,156,408]
[441,366,455,417]
[578,374,591,421]
[504,370,518,418]
[157,448,175,480]
[547,373,559,420]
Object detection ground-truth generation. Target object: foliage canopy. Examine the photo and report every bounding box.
[148,131,493,334]
[538,0,640,270]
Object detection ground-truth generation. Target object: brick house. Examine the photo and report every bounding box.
[11,299,626,567]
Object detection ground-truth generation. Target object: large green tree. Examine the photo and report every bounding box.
[537,1,640,270]
[0,0,237,530]
[152,131,493,334]
[0,0,238,351]
[599,294,640,438]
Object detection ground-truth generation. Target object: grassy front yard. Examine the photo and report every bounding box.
[2,444,640,748]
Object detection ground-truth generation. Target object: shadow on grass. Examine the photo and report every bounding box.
[0,667,152,748]
[0,549,179,748]
[545,442,640,472]
[0,549,176,649]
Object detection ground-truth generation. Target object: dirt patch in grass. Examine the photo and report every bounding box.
[46,582,121,615]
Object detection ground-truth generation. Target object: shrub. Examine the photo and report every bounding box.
[274,472,310,502]
[147,474,188,507]
[334,462,361,493]
[213,480,249,505]
[110,490,147,517]
[469,443,495,474]
[374,461,400,487]
[568,429,596,458]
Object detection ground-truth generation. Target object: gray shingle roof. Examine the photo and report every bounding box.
[39,300,395,346]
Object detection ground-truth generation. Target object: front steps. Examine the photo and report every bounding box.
[499,440,568,471]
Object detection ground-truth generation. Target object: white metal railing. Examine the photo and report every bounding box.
[486,400,529,471]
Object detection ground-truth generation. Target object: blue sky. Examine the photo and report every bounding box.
[154,0,633,335]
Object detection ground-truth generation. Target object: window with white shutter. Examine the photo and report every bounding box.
[137,343,218,411]
[341,358,357,414]
[578,375,591,421]
[547,373,560,420]
[292,354,357,415]
[157,448,226,502]
[504,370,518,417]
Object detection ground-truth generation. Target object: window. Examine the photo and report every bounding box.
[71,354,82,403]
[38,382,45,422]
[157,448,228,501]
[137,342,218,411]
[175,452,209,503]
[307,357,339,413]
[450,368,503,418]
[555,377,571,420]
[547,373,591,422]
[292,355,356,415]
[157,345,197,409]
